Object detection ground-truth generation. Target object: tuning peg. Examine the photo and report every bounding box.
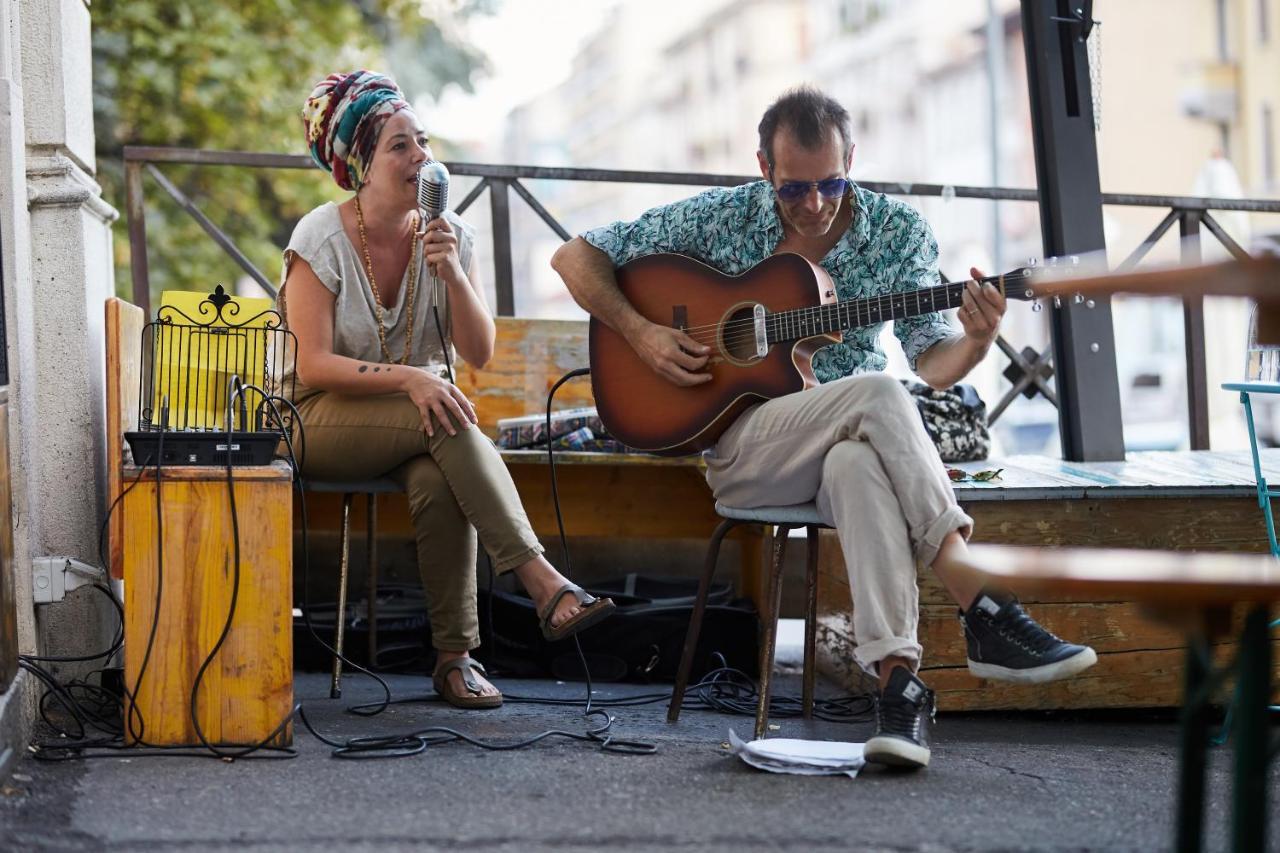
[1086,299,1096,308]
[1073,293,1084,304]
[1023,288,1035,299]
[1070,255,1080,265]
[1053,295,1062,309]
[1027,257,1039,267]
[1032,300,1043,313]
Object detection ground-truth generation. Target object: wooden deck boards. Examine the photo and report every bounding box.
[948,449,1273,501]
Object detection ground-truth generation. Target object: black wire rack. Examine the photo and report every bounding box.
[130,285,295,465]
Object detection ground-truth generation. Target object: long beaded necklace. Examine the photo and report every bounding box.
[354,195,420,365]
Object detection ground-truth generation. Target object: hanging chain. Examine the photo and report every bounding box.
[1087,22,1102,133]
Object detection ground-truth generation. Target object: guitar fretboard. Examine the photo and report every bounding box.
[765,273,1017,343]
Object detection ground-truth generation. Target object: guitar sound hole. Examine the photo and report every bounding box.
[720,305,760,363]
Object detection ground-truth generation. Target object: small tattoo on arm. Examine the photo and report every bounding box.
[358,365,368,373]
[374,366,381,373]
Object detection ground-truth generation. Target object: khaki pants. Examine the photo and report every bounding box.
[294,387,543,651]
[704,373,973,673]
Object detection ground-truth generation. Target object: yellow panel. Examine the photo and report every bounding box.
[154,291,275,430]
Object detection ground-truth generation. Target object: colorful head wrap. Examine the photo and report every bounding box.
[302,70,411,191]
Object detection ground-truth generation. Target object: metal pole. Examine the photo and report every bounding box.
[986,0,1005,272]
[668,519,736,723]
[754,526,790,741]
[488,179,515,317]
[1180,212,1210,450]
[125,161,152,318]
[1021,0,1126,460]
[802,526,819,719]
[330,494,352,700]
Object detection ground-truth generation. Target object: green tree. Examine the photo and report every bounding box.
[91,0,494,304]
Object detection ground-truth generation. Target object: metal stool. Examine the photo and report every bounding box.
[306,477,403,698]
[668,501,830,739]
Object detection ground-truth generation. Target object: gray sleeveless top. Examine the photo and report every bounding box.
[280,201,476,390]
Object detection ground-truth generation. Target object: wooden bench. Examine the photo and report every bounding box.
[816,450,1280,711]
[956,544,1280,853]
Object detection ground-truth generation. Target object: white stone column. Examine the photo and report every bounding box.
[1,0,40,671]
[19,0,118,660]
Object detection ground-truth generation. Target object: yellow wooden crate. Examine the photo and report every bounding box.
[122,462,294,747]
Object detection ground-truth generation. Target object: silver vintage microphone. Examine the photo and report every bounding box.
[417,160,450,222]
[417,160,455,383]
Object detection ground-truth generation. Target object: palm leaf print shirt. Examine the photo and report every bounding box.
[581,181,954,383]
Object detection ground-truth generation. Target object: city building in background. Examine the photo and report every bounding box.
[442,0,1280,454]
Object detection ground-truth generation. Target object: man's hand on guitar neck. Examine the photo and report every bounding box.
[916,266,1008,390]
[957,266,1007,348]
[633,321,713,387]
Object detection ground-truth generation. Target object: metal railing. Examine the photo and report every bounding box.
[123,146,1280,449]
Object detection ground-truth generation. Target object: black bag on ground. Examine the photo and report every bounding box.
[901,379,991,462]
[475,575,759,683]
[294,583,432,673]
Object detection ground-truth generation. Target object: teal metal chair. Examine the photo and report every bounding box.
[1224,380,1280,558]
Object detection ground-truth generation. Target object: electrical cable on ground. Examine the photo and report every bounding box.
[23,368,875,763]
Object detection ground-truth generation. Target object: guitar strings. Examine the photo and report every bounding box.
[673,283,970,348]
[669,273,1022,348]
[670,278,993,338]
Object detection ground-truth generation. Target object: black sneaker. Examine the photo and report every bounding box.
[961,592,1098,684]
[864,666,934,769]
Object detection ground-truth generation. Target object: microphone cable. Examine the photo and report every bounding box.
[543,368,601,715]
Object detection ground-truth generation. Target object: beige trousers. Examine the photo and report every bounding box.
[704,372,973,672]
[294,387,543,651]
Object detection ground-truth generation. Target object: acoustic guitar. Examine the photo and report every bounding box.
[590,252,1037,456]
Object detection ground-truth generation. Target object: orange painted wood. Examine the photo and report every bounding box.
[817,605,1280,711]
[814,495,1280,710]
[919,642,1280,712]
[455,317,595,438]
[122,463,293,747]
[106,298,145,579]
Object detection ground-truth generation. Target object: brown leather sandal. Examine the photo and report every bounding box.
[432,657,502,709]
[539,583,616,642]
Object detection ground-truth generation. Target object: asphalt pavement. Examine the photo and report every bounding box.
[0,671,1273,852]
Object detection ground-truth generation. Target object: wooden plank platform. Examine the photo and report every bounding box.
[817,449,1280,711]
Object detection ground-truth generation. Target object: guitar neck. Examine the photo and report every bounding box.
[766,274,1005,344]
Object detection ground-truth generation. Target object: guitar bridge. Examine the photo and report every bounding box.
[753,304,768,358]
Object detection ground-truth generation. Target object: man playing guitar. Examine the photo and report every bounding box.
[552,86,1096,770]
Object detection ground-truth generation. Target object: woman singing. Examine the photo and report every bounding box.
[282,70,613,709]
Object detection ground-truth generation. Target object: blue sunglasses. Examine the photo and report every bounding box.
[775,176,850,202]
